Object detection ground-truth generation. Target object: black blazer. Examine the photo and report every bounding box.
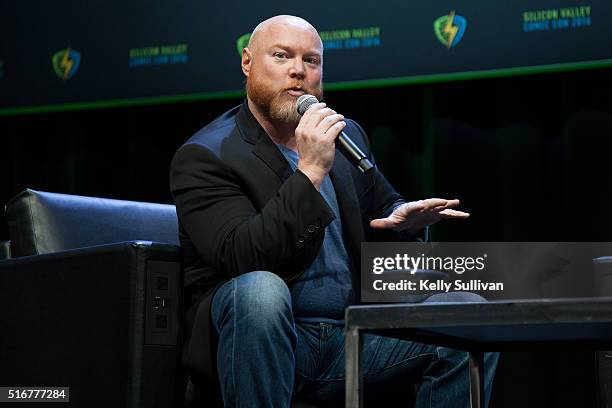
[170,100,423,379]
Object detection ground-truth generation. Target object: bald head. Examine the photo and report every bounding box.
[247,15,322,52]
[241,15,324,124]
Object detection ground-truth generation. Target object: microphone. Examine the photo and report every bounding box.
[296,94,374,173]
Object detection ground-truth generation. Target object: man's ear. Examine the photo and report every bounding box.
[241,48,252,77]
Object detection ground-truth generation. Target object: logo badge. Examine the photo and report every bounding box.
[236,33,251,56]
[433,11,467,49]
[52,47,80,80]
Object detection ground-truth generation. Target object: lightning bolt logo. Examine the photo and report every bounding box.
[59,47,74,80]
[434,11,467,49]
[52,47,81,80]
[442,11,459,49]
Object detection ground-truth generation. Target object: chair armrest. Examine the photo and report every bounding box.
[0,240,180,264]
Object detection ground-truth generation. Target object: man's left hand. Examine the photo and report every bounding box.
[369,198,469,234]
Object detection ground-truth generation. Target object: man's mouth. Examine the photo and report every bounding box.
[286,87,305,97]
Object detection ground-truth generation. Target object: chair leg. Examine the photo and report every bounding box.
[345,327,363,408]
[468,351,485,408]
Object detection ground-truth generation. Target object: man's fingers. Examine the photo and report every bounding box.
[419,198,448,209]
[301,105,337,129]
[300,102,326,117]
[423,198,460,210]
[318,113,345,134]
[323,119,346,140]
[398,201,426,214]
[298,102,325,128]
[371,199,468,230]
[328,121,347,139]
[439,209,470,218]
[296,102,346,143]
[443,199,460,207]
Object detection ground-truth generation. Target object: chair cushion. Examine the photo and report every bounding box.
[6,189,179,257]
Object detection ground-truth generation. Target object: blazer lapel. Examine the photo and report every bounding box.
[235,100,293,183]
[252,138,293,183]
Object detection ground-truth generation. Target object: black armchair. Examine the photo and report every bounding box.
[0,189,424,408]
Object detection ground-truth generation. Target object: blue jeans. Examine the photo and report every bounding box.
[211,271,499,407]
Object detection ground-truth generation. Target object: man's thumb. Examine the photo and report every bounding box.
[370,218,391,229]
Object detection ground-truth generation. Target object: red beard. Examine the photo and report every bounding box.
[247,76,323,123]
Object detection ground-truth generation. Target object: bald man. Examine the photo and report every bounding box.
[171,15,498,408]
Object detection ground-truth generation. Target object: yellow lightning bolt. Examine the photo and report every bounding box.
[442,10,459,48]
[59,47,74,80]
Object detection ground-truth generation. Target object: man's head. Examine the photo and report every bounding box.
[242,15,324,123]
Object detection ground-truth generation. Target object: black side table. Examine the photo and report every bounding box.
[345,298,612,408]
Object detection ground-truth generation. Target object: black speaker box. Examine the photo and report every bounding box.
[0,242,182,408]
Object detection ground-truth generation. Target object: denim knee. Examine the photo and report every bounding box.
[212,270,294,332]
[423,291,488,303]
[235,270,292,316]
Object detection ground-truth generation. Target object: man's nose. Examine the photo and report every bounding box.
[288,59,305,78]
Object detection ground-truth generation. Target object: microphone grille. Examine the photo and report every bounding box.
[296,94,319,116]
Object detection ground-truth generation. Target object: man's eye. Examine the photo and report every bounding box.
[305,58,320,64]
[273,52,287,59]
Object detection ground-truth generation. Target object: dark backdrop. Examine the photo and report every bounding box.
[2,67,612,407]
[3,67,611,242]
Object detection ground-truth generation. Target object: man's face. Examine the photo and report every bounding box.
[243,22,324,123]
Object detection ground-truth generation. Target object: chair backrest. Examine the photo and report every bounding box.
[6,189,179,257]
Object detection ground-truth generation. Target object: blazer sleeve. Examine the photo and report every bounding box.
[170,142,336,279]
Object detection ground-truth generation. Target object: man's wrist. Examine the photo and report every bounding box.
[297,165,325,190]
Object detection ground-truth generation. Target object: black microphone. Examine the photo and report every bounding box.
[296,94,374,173]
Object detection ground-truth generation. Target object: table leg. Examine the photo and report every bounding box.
[345,327,363,408]
[468,351,485,408]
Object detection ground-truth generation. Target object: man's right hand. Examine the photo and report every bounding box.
[295,102,346,190]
